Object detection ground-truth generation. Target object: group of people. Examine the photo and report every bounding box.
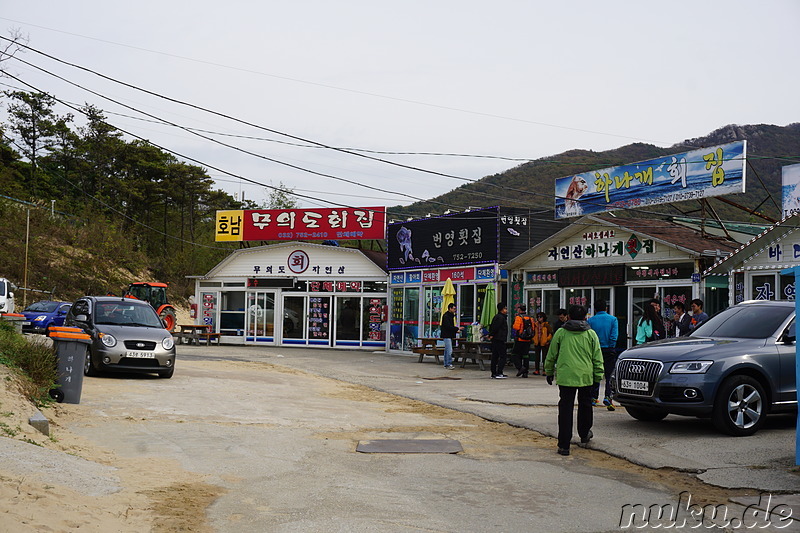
[441,296,710,457]
[635,298,708,344]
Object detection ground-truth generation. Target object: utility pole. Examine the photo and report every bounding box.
[23,208,30,308]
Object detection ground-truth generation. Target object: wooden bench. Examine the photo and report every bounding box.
[196,332,221,345]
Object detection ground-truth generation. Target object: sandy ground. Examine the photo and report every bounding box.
[0,358,774,532]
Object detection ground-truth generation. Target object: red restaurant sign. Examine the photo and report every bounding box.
[215,207,386,241]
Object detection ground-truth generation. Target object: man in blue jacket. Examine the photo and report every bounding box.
[587,300,618,410]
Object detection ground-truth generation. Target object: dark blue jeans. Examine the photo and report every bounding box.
[558,384,594,450]
[591,348,617,400]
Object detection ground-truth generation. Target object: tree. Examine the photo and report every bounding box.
[265,181,299,209]
[3,90,65,196]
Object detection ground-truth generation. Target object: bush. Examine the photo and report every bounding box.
[0,320,58,404]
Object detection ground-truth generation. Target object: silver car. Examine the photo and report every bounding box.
[66,296,176,378]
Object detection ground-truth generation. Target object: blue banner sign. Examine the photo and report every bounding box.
[554,141,746,219]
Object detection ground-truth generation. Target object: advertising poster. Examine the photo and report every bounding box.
[782,163,800,219]
[554,141,746,219]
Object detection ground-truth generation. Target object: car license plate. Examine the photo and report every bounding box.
[621,379,649,391]
[22,321,31,326]
[126,351,155,359]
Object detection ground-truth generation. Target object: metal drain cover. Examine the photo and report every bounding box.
[356,439,463,454]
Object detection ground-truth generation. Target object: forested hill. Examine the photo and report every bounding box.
[389,123,800,222]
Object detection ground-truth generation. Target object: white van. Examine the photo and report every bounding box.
[0,278,16,314]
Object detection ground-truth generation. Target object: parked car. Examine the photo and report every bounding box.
[20,300,72,334]
[65,296,176,378]
[613,300,796,436]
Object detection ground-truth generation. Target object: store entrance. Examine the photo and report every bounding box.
[245,290,278,344]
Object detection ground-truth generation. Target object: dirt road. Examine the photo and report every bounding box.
[0,356,785,532]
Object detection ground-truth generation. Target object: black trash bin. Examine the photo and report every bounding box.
[48,327,91,404]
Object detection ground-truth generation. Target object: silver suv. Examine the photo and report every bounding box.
[613,300,796,436]
[66,296,176,379]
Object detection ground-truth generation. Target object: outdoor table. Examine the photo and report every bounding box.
[413,337,443,363]
[176,324,219,345]
[458,340,513,370]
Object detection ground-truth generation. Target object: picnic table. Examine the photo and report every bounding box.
[412,337,443,363]
[175,324,220,345]
[457,340,514,370]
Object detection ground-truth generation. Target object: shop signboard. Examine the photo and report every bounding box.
[554,141,746,219]
[782,163,800,219]
[557,265,625,287]
[387,208,499,270]
[215,207,386,241]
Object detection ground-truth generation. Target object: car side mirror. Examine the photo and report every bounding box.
[74,314,89,323]
[161,319,168,329]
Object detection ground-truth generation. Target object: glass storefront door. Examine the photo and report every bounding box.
[526,288,560,320]
[423,286,443,338]
[245,291,277,344]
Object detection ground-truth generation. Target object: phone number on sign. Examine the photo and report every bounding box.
[452,252,483,261]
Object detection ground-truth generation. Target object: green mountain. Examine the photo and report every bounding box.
[390,123,800,223]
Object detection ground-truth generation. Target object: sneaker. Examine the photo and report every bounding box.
[591,398,602,407]
[557,447,570,456]
[603,397,612,406]
[490,375,498,379]
[496,374,508,379]
[578,430,593,448]
[444,365,455,370]
[532,371,540,375]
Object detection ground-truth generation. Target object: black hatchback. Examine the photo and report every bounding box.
[613,300,796,436]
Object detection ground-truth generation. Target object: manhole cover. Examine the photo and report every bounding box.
[356,439,463,454]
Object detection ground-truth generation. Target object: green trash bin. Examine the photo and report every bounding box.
[48,327,91,404]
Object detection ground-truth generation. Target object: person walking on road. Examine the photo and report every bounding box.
[440,302,459,370]
[511,305,534,378]
[544,305,604,456]
[531,312,553,376]
[488,303,509,379]
[587,300,618,410]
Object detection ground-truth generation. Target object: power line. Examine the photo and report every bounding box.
[0,18,679,146]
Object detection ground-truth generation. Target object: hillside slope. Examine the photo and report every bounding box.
[391,123,800,221]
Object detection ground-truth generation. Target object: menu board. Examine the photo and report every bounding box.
[308,297,330,339]
[367,298,386,341]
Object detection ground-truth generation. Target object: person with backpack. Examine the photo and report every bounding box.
[531,311,553,376]
[544,305,604,456]
[511,305,535,377]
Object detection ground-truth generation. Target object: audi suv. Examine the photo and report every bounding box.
[613,300,796,436]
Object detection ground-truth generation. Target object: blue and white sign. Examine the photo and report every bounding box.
[476,267,495,280]
[554,141,746,219]
[781,163,800,219]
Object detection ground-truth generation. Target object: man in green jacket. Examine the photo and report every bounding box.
[544,305,604,456]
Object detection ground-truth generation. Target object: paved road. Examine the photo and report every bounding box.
[55,344,799,532]
[178,343,800,492]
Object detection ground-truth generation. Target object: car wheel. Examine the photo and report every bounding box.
[625,406,668,422]
[712,375,766,436]
[158,366,175,379]
[84,348,99,376]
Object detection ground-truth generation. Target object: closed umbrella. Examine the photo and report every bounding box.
[440,278,456,323]
[479,284,496,332]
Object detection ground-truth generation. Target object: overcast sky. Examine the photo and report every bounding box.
[1,1,798,214]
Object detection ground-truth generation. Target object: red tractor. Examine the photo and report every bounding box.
[124,282,177,332]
